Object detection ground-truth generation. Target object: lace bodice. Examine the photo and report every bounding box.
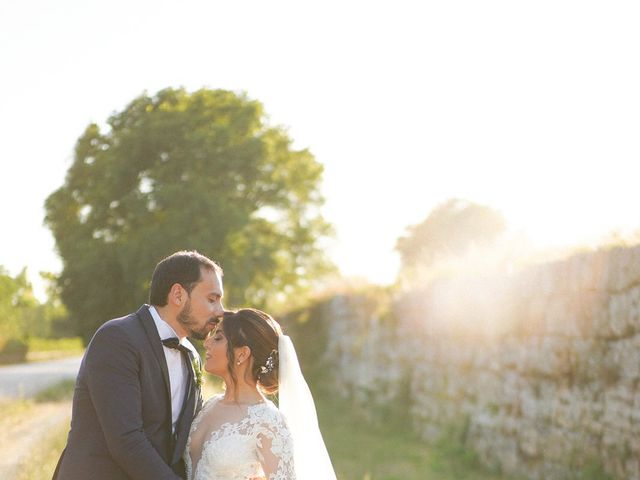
[185,394,295,480]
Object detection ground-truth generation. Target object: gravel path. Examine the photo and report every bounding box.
[0,356,82,399]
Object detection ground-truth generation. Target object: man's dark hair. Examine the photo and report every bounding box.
[149,250,222,306]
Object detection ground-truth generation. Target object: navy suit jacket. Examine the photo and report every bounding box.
[53,305,203,479]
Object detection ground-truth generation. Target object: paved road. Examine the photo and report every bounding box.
[0,356,83,399]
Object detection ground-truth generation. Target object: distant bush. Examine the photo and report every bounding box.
[0,337,29,364]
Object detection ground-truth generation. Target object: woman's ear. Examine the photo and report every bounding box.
[234,345,252,365]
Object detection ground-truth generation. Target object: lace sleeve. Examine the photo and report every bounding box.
[256,409,296,480]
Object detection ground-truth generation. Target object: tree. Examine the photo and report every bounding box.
[396,198,506,279]
[0,267,36,339]
[0,267,69,337]
[45,88,333,343]
[39,271,73,338]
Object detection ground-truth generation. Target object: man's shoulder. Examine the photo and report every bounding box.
[99,310,140,330]
[91,306,150,342]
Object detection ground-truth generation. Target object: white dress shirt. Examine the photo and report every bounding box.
[149,306,197,434]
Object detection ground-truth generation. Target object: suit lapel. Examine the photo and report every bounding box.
[136,305,172,410]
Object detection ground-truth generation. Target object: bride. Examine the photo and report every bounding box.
[185,308,336,480]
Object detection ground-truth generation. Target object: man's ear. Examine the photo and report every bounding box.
[168,283,186,307]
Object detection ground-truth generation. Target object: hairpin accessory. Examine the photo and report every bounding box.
[259,349,277,376]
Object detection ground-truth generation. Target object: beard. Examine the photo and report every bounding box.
[177,298,211,340]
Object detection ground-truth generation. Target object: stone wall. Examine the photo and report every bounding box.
[320,246,640,479]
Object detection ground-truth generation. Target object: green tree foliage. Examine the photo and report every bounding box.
[396,199,506,278]
[45,88,332,343]
[39,271,74,338]
[0,267,36,339]
[0,267,69,341]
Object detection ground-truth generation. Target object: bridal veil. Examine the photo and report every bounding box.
[277,335,337,480]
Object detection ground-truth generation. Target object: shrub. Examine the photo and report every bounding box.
[0,336,29,364]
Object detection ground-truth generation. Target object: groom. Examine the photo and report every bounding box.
[53,251,224,479]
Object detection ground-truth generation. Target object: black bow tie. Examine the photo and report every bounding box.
[162,337,191,355]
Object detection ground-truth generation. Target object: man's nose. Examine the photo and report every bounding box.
[215,302,224,316]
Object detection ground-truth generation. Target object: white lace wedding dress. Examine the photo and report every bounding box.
[185,394,295,480]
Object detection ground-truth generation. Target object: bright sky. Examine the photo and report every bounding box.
[2,0,640,298]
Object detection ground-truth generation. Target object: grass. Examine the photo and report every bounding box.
[34,379,76,403]
[0,398,34,426]
[14,421,69,480]
[205,372,512,479]
[316,392,513,480]
[26,337,84,362]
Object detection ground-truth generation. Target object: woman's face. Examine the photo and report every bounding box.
[203,324,229,376]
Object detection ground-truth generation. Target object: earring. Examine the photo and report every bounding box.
[237,360,241,365]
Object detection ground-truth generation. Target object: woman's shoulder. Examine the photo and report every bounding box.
[203,393,224,409]
[190,393,223,435]
[252,399,289,427]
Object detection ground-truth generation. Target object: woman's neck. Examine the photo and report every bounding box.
[222,378,264,405]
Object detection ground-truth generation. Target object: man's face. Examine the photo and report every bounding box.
[177,268,224,340]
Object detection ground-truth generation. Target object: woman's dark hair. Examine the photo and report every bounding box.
[221,308,282,395]
[149,250,222,306]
